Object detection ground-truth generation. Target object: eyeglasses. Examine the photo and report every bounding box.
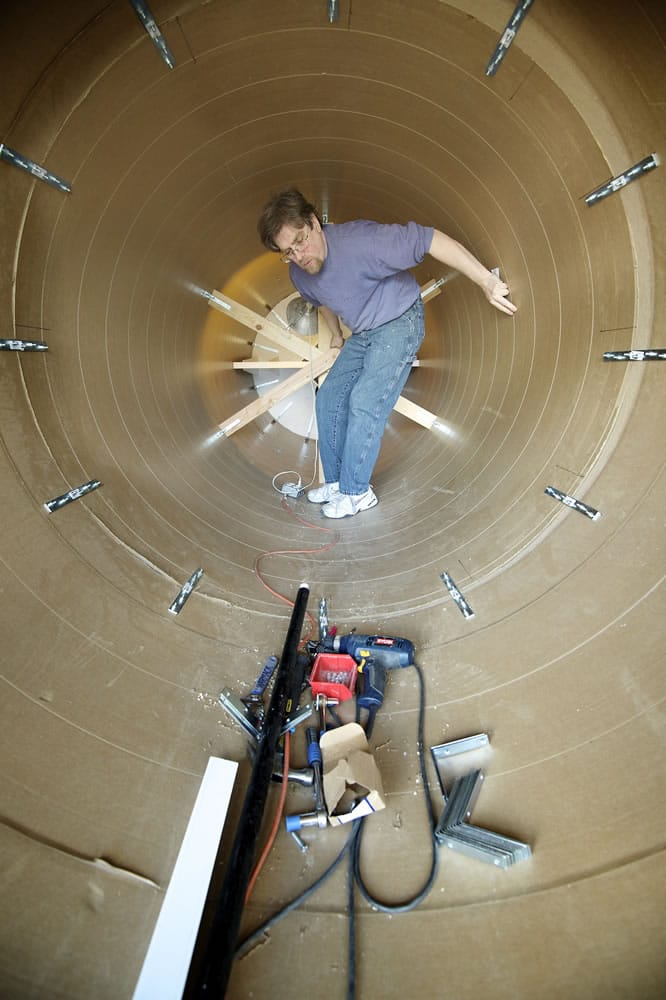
[278,227,312,263]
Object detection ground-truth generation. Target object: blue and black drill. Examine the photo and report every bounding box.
[321,633,415,736]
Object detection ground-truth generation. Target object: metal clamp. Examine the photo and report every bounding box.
[219,688,313,740]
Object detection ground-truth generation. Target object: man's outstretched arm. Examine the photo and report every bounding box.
[428,230,517,316]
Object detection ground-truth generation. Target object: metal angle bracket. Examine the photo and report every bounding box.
[283,701,314,733]
[436,768,485,832]
[430,733,490,798]
[219,688,313,741]
[438,819,531,868]
[430,733,531,868]
[434,770,532,868]
[219,688,261,740]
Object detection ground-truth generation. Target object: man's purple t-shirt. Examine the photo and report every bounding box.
[289,220,433,334]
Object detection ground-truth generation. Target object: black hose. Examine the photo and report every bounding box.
[352,663,438,914]
[347,826,359,1000]
[236,661,438,999]
[235,832,356,957]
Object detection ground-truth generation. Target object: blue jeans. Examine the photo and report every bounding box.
[315,297,425,495]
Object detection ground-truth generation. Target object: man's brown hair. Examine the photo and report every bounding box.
[258,188,322,252]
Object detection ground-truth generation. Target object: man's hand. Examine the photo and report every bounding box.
[483,273,517,316]
[428,231,517,316]
[319,305,345,348]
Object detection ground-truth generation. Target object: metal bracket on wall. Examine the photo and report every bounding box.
[129,0,176,68]
[584,153,659,206]
[0,143,71,193]
[603,348,666,362]
[44,479,102,513]
[486,0,534,77]
[168,568,203,615]
[1,339,48,351]
[545,485,600,520]
[440,571,475,619]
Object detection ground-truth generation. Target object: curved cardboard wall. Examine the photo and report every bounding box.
[1,2,664,997]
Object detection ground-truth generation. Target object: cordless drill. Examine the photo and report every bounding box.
[321,633,415,669]
[322,633,415,736]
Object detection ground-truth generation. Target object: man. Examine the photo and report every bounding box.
[258,189,516,519]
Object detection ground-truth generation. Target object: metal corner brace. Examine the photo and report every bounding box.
[431,734,531,869]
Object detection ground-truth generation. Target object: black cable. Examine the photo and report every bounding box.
[352,662,438,914]
[235,662,438,996]
[235,828,357,958]
[327,703,345,728]
[364,707,378,739]
[347,825,361,1000]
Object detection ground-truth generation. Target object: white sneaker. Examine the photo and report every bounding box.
[322,488,378,519]
[307,481,340,503]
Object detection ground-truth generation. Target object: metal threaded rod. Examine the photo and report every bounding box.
[190,584,310,997]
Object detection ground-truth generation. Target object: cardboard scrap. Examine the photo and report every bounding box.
[320,722,385,826]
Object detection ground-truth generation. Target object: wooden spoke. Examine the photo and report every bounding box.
[211,281,444,437]
[209,290,318,362]
[232,359,421,370]
[393,395,438,429]
[218,348,339,437]
[232,360,313,370]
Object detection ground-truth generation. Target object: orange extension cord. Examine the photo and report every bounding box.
[253,496,339,644]
[244,729,290,904]
[245,497,338,901]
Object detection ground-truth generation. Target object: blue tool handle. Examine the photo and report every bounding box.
[356,659,387,710]
[306,726,322,767]
[250,655,278,697]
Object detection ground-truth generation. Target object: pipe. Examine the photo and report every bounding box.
[190,583,310,997]
[1,4,664,998]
